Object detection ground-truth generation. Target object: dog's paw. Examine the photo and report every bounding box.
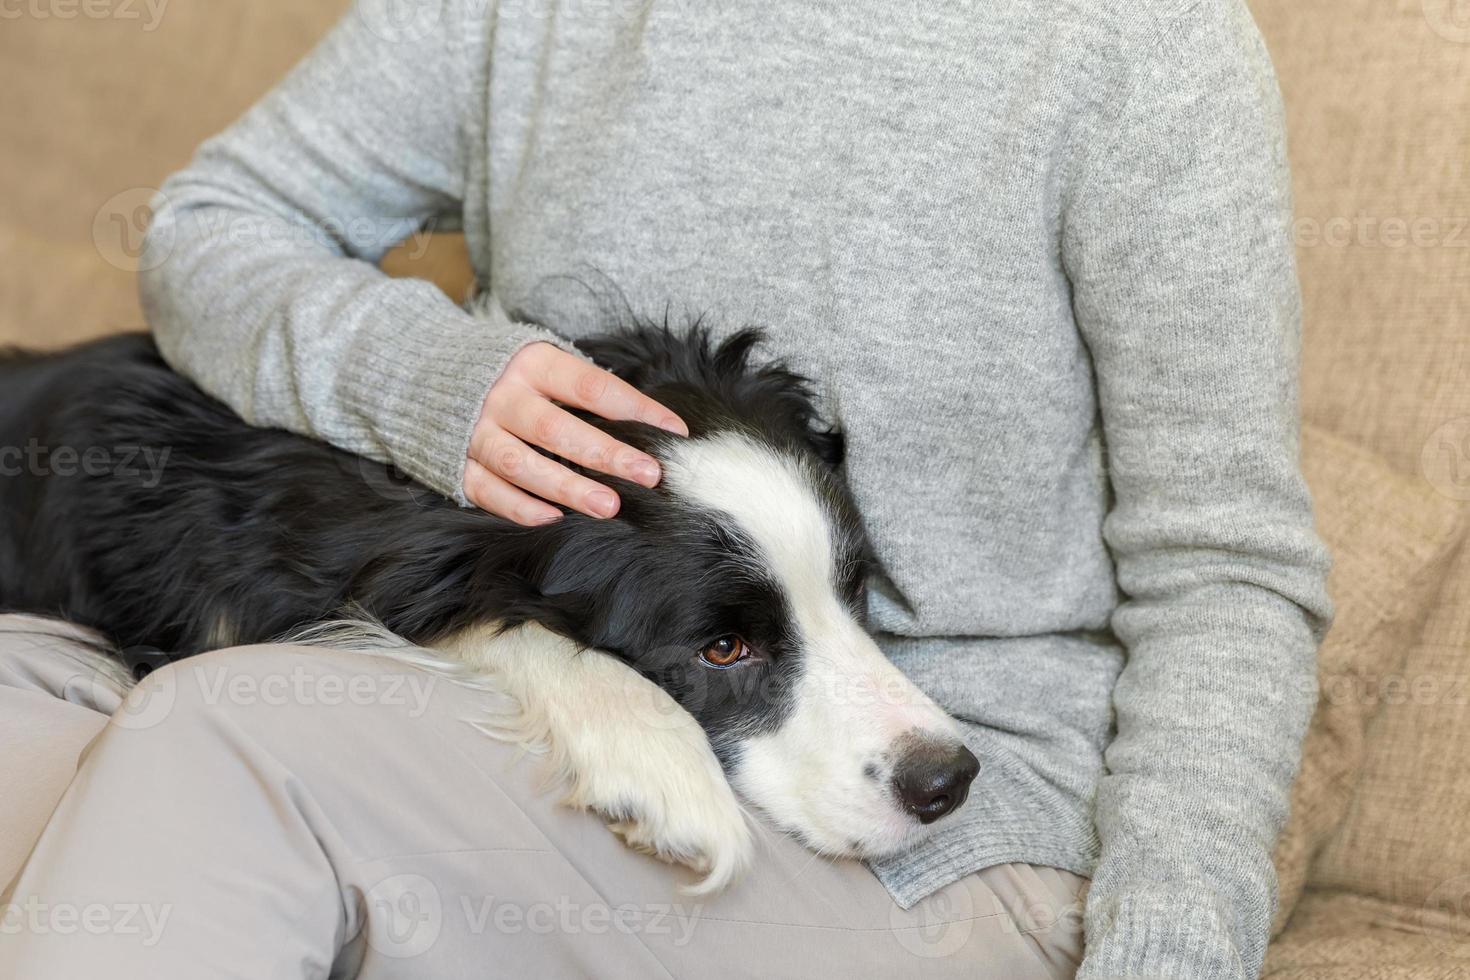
[553,660,753,894]
[440,624,753,894]
[576,722,754,896]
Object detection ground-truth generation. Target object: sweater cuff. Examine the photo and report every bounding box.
[1079,888,1247,980]
[336,283,581,505]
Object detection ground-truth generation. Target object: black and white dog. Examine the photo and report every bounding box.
[0,323,978,891]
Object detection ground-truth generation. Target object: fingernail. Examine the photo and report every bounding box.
[588,489,619,518]
[659,415,689,437]
[629,458,661,487]
[531,509,562,525]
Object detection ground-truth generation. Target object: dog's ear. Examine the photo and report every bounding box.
[576,324,768,390]
[511,515,647,649]
[574,328,683,388]
[804,425,846,471]
[579,324,847,471]
[695,328,848,471]
[738,381,847,474]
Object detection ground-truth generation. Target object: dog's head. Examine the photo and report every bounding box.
[510,325,978,858]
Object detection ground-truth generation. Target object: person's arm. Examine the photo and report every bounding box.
[140,1,680,521]
[1060,4,1333,977]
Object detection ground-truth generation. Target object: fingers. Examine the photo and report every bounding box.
[479,428,622,519]
[463,457,561,526]
[497,395,663,488]
[467,342,691,524]
[521,344,689,436]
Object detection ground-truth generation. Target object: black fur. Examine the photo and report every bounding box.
[0,325,869,742]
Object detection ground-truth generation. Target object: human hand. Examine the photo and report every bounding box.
[465,342,688,524]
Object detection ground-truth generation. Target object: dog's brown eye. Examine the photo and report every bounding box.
[700,635,750,668]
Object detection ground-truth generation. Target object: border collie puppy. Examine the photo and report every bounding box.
[0,325,978,891]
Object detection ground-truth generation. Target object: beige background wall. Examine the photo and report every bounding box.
[0,0,349,348]
[1254,0,1470,483]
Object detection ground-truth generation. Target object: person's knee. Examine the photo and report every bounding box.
[118,643,452,742]
[0,614,128,711]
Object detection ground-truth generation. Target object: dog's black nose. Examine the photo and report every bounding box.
[892,743,980,824]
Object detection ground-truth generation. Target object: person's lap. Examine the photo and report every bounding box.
[0,614,1084,979]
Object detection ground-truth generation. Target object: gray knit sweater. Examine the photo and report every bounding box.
[139,1,1333,976]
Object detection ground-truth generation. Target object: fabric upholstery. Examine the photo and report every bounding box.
[1311,541,1470,908]
[1272,426,1464,933]
[1265,889,1470,979]
[1247,0,1470,967]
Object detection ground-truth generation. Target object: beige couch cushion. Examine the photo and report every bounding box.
[1311,539,1470,910]
[1272,427,1465,933]
[1244,1,1470,960]
[1265,889,1470,979]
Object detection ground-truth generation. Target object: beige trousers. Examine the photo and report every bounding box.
[0,615,1085,979]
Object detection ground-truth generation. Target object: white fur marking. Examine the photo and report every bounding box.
[663,432,839,610]
[663,433,963,857]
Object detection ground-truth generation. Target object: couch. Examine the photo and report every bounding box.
[2,1,1467,975]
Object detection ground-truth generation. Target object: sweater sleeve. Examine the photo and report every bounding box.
[139,0,569,503]
[1060,4,1333,978]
